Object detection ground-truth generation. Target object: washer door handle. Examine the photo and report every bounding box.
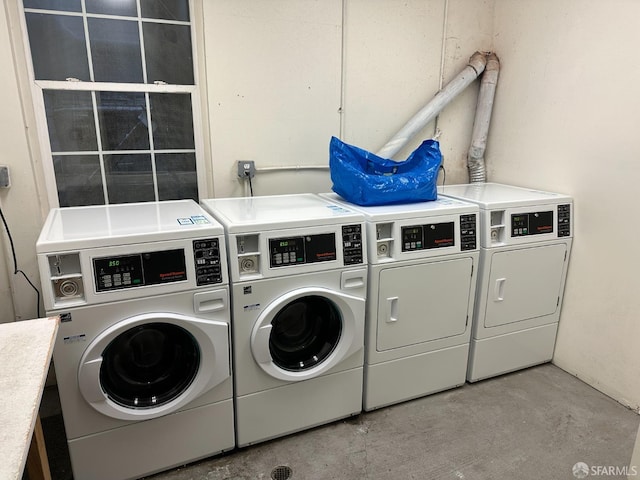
[386,296,399,323]
[494,278,506,302]
[194,289,227,313]
[341,269,366,290]
[252,324,273,364]
[78,358,105,403]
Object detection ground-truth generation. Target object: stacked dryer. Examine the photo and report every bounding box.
[36,200,234,480]
[321,193,480,411]
[439,183,573,382]
[201,194,367,447]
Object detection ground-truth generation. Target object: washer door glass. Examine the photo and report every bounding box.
[99,322,200,408]
[269,295,342,371]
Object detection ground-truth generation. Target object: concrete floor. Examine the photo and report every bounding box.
[41,364,639,480]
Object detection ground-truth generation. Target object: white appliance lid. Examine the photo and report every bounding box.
[438,183,572,209]
[321,192,478,221]
[201,194,365,233]
[36,200,223,252]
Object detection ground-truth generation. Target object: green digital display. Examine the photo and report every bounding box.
[108,260,120,267]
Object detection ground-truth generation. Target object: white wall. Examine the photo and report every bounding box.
[203,0,344,198]
[203,0,493,197]
[0,0,48,323]
[490,0,640,410]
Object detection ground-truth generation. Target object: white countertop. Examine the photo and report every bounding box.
[0,316,59,480]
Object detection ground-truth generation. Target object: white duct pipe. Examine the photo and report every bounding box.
[468,52,500,183]
[376,51,487,160]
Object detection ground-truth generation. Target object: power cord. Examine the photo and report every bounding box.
[0,206,41,319]
[439,164,446,186]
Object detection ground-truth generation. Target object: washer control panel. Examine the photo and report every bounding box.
[94,249,187,292]
[342,224,364,265]
[193,238,223,285]
[93,238,224,292]
[269,234,336,267]
[269,224,364,268]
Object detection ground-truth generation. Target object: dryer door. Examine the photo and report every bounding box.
[376,257,474,352]
[78,312,229,421]
[251,287,365,381]
[483,243,568,329]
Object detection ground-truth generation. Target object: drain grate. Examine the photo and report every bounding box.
[271,465,293,480]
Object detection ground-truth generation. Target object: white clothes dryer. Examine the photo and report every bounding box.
[321,193,480,411]
[36,200,234,480]
[201,194,367,447]
[439,183,573,382]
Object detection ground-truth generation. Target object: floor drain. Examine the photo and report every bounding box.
[271,465,293,480]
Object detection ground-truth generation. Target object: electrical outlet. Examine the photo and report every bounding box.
[0,166,10,188]
[237,160,256,179]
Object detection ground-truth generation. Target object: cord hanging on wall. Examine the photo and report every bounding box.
[0,206,41,319]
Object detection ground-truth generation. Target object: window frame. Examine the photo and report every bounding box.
[18,0,208,208]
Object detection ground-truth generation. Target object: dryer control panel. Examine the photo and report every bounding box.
[511,211,553,237]
[400,214,477,253]
[460,214,478,250]
[482,202,573,247]
[510,204,572,239]
[401,223,454,251]
[557,204,571,237]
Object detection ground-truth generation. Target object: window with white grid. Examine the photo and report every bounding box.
[22,0,202,206]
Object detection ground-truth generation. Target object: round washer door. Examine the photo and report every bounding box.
[78,312,229,421]
[250,287,365,381]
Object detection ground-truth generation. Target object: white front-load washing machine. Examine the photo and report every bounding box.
[36,200,235,480]
[439,183,573,382]
[321,193,479,411]
[201,194,367,447]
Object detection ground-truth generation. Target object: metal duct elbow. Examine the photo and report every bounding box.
[376,51,487,160]
[468,52,500,183]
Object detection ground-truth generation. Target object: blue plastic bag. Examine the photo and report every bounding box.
[329,136,442,206]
